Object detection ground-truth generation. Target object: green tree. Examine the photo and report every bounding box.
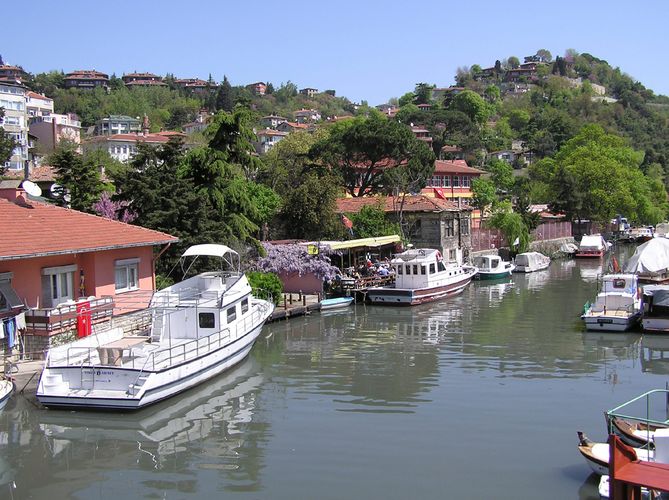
[535,49,552,63]
[50,144,104,212]
[215,76,234,112]
[507,56,520,69]
[348,203,400,239]
[449,90,491,126]
[486,158,515,192]
[484,85,501,103]
[398,92,415,107]
[206,108,262,180]
[414,83,434,105]
[488,203,530,252]
[471,177,498,212]
[310,114,435,197]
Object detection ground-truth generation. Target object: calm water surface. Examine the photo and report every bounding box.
[2,247,668,499]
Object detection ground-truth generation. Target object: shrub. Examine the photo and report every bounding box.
[247,271,283,304]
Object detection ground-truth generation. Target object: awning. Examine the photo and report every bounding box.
[307,235,401,252]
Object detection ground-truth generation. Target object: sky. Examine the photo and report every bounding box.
[4,0,669,104]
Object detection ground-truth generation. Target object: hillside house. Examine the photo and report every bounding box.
[64,70,109,89]
[254,129,288,154]
[246,82,267,96]
[299,88,318,98]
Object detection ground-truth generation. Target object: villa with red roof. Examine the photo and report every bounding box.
[336,195,473,264]
[0,183,178,355]
[422,159,485,200]
[83,131,185,162]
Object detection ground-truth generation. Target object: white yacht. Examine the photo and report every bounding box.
[36,244,274,410]
[367,248,478,306]
[582,274,642,332]
[513,252,550,273]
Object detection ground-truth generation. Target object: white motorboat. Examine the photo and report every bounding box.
[641,285,669,332]
[624,238,669,284]
[581,274,642,332]
[472,254,515,280]
[513,252,550,273]
[36,244,275,410]
[367,248,477,306]
[0,379,13,411]
[576,234,611,258]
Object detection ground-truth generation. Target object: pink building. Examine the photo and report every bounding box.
[0,184,178,356]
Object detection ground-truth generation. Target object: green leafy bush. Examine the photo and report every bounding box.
[247,271,283,304]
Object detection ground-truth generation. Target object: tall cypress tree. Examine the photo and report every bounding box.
[215,76,234,112]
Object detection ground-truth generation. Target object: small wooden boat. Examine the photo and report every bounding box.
[320,297,354,311]
[576,431,652,476]
[0,379,13,411]
[607,415,668,448]
[472,254,514,280]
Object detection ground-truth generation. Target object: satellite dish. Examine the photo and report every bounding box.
[50,183,62,196]
[22,180,42,197]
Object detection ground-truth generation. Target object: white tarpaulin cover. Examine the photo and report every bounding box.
[624,238,669,274]
[579,234,606,251]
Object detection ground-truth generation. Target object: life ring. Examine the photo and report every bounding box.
[419,250,425,256]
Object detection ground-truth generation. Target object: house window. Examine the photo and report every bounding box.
[462,176,470,188]
[449,249,456,260]
[199,312,215,329]
[227,305,237,323]
[452,176,460,188]
[0,273,22,311]
[241,298,249,314]
[41,264,76,307]
[115,258,139,292]
[443,176,451,187]
[444,219,455,237]
[461,218,470,235]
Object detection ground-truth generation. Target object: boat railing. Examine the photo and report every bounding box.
[606,388,669,447]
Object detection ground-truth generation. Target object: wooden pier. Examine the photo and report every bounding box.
[269,293,322,321]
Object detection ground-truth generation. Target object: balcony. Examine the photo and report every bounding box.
[25,296,115,336]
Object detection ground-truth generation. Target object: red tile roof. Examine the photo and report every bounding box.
[433,160,485,175]
[336,195,470,214]
[26,91,52,101]
[85,133,172,144]
[29,165,57,182]
[125,80,167,86]
[65,70,109,80]
[0,197,177,261]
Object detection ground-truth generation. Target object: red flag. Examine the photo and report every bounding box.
[433,188,446,200]
[341,214,353,229]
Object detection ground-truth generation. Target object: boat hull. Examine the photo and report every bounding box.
[583,312,641,332]
[320,297,354,310]
[0,380,13,411]
[475,270,512,280]
[575,251,604,258]
[37,321,268,411]
[642,317,669,333]
[367,273,474,306]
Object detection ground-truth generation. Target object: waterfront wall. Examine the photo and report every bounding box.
[471,221,572,252]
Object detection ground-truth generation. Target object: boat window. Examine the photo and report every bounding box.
[438,261,446,272]
[421,266,426,275]
[406,265,411,275]
[227,305,237,323]
[429,263,436,274]
[413,265,418,275]
[199,312,215,329]
[397,265,403,275]
[241,298,249,314]
[612,278,626,289]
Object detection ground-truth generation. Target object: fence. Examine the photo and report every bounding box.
[471,221,572,252]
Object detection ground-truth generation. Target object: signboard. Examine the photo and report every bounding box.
[307,245,319,255]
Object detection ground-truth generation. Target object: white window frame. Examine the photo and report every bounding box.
[114,258,139,293]
[42,264,76,307]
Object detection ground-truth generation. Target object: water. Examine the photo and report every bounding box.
[2,248,668,499]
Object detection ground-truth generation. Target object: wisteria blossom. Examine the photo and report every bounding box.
[254,243,340,281]
[93,192,137,223]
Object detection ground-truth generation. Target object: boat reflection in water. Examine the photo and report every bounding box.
[38,358,263,462]
[518,268,551,292]
[579,260,604,283]
[640,335,669,374]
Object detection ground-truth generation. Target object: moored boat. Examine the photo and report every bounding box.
[628,226,654,243]
[472,254,515,280]
[320,296,354,311]
[607,415,668,448]
[0,379,13,411]
[576,234,611,258]
[513,251,550,273]
[576,431,653,477]
[367,248,477,306]
[624,237,669,284]
[641,285,669,333]
[581,273,642,332]
[36,244,275,411]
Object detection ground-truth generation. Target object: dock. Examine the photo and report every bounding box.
[269,293,322,321]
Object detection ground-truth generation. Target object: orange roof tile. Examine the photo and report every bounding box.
[26,91,52,101]
[0,197,177,261]
[336,195,469,214]
[433,160,485,175]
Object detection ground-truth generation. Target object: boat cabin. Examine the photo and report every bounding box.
[590,274,639,313]
[391,249,466,289]
[473,255,503,272]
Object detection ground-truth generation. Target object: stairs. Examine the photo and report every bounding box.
[150,309,166,342]
[127,374,150,396]
[40,372,70,394]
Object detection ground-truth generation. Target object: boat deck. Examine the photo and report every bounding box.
[588,309,633,318]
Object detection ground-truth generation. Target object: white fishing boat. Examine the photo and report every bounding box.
[36,244,275,410]
[367,248,477,306]
[581,274,642,332]
[320,297,354,311]
[513,251,550,273]
[472,254,515,280]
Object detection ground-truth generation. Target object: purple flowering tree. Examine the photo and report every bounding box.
[93,192,137,223]
[254,243,340,281]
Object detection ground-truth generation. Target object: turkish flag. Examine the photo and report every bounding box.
[434,188,446,199]
[76,300,92,338]
[341,214,353,229]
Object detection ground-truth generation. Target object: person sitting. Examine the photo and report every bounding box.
[378,266,390,277]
